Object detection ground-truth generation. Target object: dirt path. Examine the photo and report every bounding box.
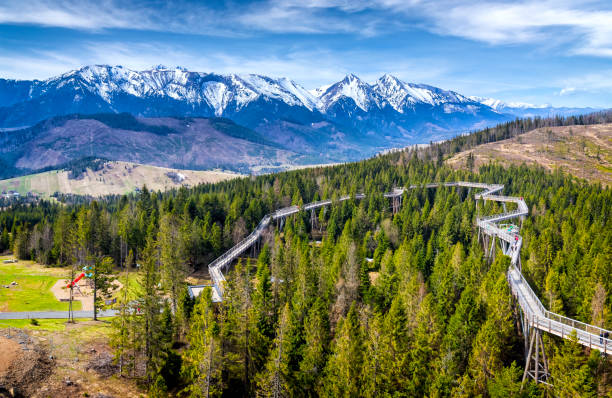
[0,336,21,374]
[0,329,53,397]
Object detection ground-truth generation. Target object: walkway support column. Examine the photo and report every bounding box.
[521,328,550,388]
[392,196,402,215]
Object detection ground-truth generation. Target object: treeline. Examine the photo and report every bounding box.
[423,109,612,160]
[61,156,108,179]
[1,148,610,396]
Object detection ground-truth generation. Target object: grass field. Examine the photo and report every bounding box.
[0,318,115,335]
[113,270,143,302]
[0,318,72,331]
[0,257,81,312]
[0,160,241,197]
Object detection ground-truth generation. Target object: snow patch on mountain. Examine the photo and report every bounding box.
[309,84,332,99]
[203,82,231,116]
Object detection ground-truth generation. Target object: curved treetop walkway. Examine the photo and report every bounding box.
[198,181,611,354]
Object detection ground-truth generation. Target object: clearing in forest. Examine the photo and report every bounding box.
[0,160,241,197]
[0,257,82,312]
[447,123,612,185]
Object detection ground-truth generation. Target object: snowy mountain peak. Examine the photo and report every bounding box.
[377,73,402,84]
[372,74,475,112]
[317,73,377,112]
[372,74,411,111]
[38,66,487,116]
[468,96,598,118]
[150,65,189,72]
[311,73,484,113]
[343,73,362,81]
[469,96,549,110]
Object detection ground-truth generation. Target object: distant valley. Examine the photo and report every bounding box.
[0,113,369,178]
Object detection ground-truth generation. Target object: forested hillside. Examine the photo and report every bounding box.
[0,145,610,396]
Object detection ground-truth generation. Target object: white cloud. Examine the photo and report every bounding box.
[411,0,612,58]
[0,0,149,30]
[2,0,611,58]
[0,0,239,36]
[555,70,612,97]
[0,51,82,80]
[559,87,576,95]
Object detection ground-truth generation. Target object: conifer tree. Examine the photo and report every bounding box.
[140,231,165,384]
[407,294,441,396]
[110,249,135,375]
[466,266,515,395]
[0,227,9,253]
[159,213,188,315]
[380,295,410,394]
[255,303,292,398]
[253,246,275,340]
[221,259,261,396]
[55,210,76,265]
[92,256,115,321]
[298,298,330,395]
[361,312,384,398]
[551,331,596,398]
[182,287,223,398]
[322,303,363,397]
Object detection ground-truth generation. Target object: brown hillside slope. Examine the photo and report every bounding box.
[447,124,612,185]
[0,161,241,197]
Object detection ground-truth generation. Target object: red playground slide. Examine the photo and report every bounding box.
[67,272,85,288]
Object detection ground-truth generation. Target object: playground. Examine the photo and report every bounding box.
[0,258,134,396]
[0,256,122,314]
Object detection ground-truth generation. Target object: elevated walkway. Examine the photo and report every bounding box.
[196,181,611,355]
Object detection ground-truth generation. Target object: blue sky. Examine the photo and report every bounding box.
[0,0,611,107]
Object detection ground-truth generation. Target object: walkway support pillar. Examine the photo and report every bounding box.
[521,328,550,388]
[311,209,317,231]
[392,196,402,215]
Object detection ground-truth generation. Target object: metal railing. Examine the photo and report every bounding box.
[207,195,366,300]
[508,253,612,353]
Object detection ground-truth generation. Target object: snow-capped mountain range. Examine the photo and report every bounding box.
[0,65,600,176]
[316,73,477,113]
[0,64,596,138]
[468,96,598,118]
